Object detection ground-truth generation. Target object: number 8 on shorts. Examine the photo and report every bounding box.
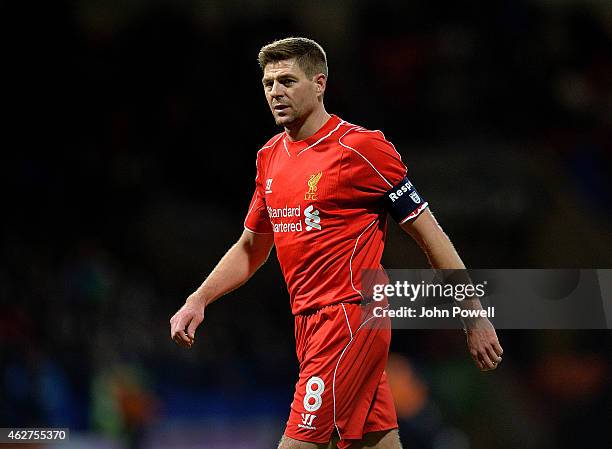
[303,376,325,412]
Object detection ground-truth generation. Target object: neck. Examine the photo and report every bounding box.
[285,107,331,141]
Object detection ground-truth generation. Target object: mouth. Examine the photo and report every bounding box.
[273,105,289,112]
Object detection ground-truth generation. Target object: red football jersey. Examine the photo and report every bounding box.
[244,115,428,315]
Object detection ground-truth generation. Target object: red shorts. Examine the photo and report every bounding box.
[284,302,398,449]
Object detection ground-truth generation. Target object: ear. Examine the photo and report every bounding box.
[313,73,327,96]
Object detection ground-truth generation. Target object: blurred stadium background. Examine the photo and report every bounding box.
[2,0,611,448]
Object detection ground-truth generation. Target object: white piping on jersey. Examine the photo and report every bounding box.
[354,129,403,160]
[282,138,291,157]
[244,224,273,234]
[349,218,378,299]
[243,190,261,227]
[254,133,285,173]
[338,129,394,188]
[399,202,429,224]
[260,133,284,150]
[293,120,346,156]
[244,189,273,233]
[340,303,353,339]
[332,304,388,440]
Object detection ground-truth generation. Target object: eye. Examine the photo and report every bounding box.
[283,79,295,86]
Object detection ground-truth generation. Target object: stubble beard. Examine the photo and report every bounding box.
[274,109,298,128]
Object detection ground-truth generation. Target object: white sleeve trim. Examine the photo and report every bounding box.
[244,225,273,235]
[399,202,429,224]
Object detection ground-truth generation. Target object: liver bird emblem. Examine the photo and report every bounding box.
[305,172,323,200]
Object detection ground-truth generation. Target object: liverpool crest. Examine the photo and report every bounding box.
[305,172,323,200]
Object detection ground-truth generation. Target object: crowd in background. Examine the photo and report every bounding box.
[2,1,611,448]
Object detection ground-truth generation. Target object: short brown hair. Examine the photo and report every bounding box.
[258,37,328,78]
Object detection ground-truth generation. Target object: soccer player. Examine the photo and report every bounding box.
[170,37,503,449]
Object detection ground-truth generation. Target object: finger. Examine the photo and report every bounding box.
[173,316,193,345]
[169,314,176,335]
[173,330,192,348]
[170,318,179,340]
[186,316,201,341]
[486,346,502,366]
[172,332,184,347]
[170,313,183,336]
[177,326,192,345]
[171,325,182,343]
[170,320,176,340]
[469,350,485,371]
[475,357,487,371]
[478,350,497,370]
[493,341,504,357]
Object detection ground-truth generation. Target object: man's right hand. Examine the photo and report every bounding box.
[170,296,205,348]
[169,230,273,349]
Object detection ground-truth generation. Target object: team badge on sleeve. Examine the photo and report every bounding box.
[383,176,429,223]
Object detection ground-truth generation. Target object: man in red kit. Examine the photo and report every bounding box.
[170,37,503,448]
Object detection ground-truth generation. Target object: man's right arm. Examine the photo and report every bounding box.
[170,229,274,348]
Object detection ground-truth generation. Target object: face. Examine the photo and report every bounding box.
[262,58,325,127]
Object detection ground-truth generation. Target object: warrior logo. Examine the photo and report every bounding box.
[301,413,316,426]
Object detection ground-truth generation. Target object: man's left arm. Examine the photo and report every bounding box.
[400,209,504,371]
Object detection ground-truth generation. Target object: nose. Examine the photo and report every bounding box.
[269,80,285,98]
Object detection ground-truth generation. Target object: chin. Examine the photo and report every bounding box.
[274,114,295,127]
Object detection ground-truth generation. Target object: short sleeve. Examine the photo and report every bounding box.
[342,129,429,223]
[244,152,273,234]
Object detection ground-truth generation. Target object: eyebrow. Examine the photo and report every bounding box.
[262,74,297,84]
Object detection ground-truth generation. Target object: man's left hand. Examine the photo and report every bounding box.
[465,318,503,371]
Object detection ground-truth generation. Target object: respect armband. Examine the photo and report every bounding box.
[382,176,429,223]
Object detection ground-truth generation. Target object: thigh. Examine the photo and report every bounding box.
[278,434,339,449]
[348,429,402,449]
